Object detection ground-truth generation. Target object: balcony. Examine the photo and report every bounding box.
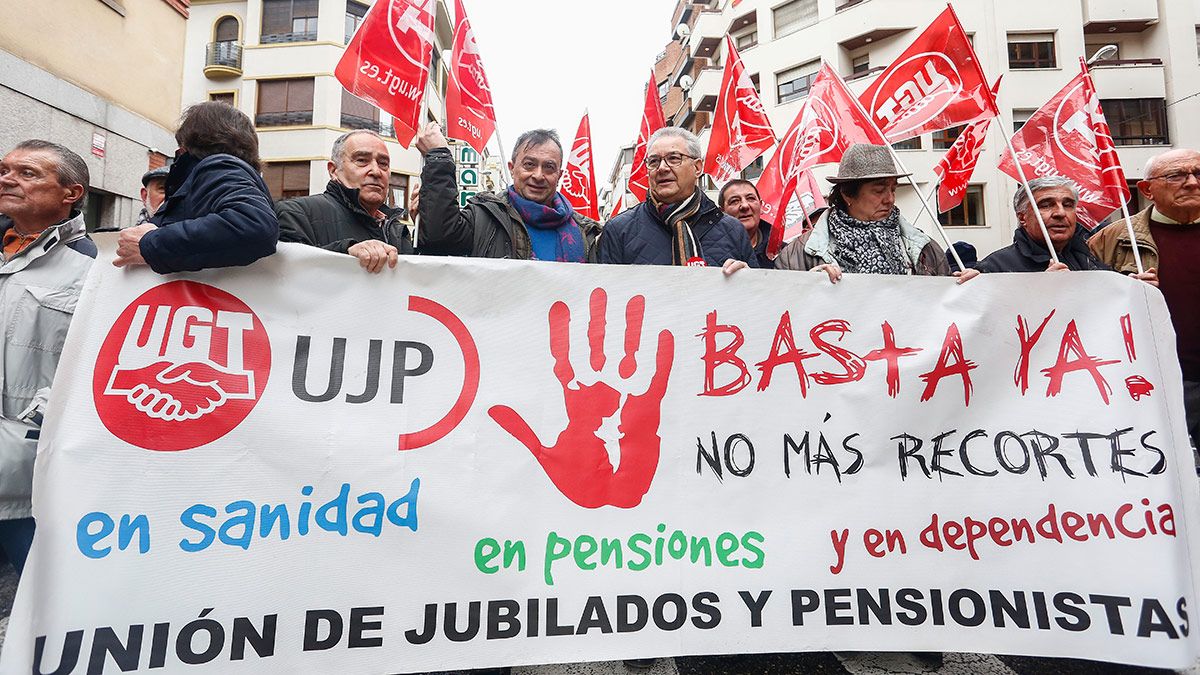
[1090,59,1165,99]
[1082,0,1158,33]
[689,8,727,59]
[688,66,723,114]
[204,41,243,78]
[254,111,314,127]
[260,30,318,44]
[341,114,391,135]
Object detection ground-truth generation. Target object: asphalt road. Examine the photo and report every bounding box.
[0,567,1188,674]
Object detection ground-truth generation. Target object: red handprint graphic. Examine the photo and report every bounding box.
[489,289,674,509]
[106,361,253,422]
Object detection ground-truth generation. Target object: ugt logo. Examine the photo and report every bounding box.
[93,281,271,452]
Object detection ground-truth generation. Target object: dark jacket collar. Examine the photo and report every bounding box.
[1013,225,1107,270]
[324,180,403,222]
[644,190,722,233]
[164,152,201,199]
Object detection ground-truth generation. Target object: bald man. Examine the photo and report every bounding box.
[1090,148,1200,455]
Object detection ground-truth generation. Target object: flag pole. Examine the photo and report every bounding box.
[994,122,1060,266]
[883,143,967,272]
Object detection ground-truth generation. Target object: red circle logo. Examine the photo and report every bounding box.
[93,281,271,451]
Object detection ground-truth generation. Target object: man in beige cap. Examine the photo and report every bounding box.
[774,143,948,280]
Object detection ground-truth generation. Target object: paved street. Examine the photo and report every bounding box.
[0,564,1189,675]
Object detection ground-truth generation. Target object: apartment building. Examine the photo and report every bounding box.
[182,0,459,210]
[0,0,189,229]
[613,0,1200,256]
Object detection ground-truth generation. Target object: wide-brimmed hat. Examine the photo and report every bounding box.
[826,143,911,184]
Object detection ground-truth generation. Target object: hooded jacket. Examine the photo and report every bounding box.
[419,147,600,260]
[0,212,94,519]
[277,180,413,254]
[142,152,278,274]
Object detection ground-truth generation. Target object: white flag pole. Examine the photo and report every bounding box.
[883,143,967,273]
[1116,199,1145,274]
[995,122,1060,266]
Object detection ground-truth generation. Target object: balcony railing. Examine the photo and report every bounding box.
[204,41,243,77]
[341,114,388,134]
[254,111,314,127]
[260,30,317,44]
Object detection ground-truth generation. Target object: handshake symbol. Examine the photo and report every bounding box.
[104,361,255,422]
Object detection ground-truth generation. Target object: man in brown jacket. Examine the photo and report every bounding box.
[1089,148,1200,455]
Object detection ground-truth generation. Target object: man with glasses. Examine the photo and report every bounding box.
[599,127,754,273]
[415,122,600,262]
[1090,148,1200,453]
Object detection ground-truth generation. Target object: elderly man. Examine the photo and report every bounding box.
[600,127,752,273]
[719,179,773,269]
[0,140,96,575]
[1089,148,1200,452]
[135,166,169,225]
[278,129,411,273]
[415,122,599,261]
[971,177,1113,274]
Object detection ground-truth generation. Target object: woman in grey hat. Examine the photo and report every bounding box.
[775,144,949,280]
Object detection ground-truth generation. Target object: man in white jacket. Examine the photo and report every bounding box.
[0,140,96,575]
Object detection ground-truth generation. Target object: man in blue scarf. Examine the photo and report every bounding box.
[415,122,600,262]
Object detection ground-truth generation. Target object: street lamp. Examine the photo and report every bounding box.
[1086,44,1119,66]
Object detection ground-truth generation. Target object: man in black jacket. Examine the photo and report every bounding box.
[719,179,773,269]
[414,122,599,261]
[599,127,753,273]
[277,130,412,273]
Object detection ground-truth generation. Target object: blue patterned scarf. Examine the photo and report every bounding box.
[506,187,586,263]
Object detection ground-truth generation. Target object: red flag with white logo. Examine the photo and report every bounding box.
[998,68,1128,229]
[704,35,776,184]
[934,118,990,213]
[858,5,998,142]
[445,0,498,154]
[629,71,666,202]
[561,113,599,221]
[759,63,887,258]
[335,0,436,146]
[610,189,626,218]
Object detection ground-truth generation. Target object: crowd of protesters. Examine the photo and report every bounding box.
[1,102,1198,674]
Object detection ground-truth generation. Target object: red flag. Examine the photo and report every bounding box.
[933,118,990,213]
[1080,59,1131,206]
[758,63,887,258]
[445,0,497,154]
[933,79,1003,212]
[629,71,666,202]
[858,5,998,142]
[610,189,626,218]
[998,67,1129,229]
[704,35,776,183]
[335,0,436,146]
[561,113,599,221]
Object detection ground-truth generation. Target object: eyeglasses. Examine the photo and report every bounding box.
[645,153,696,170]
[1147,170,1200,186]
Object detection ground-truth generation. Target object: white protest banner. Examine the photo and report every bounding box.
[3,239,1199,673]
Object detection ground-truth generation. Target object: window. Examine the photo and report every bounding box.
[892,137,922,151]
[1102,98,1169,145]
[214,16,239,42]
[776,60,818,104]
[735,30,758,50]
[262,162,310,200]
[743,155,764,180]
[389,173,409,210]
[261,0,318,43]
[933,125,965,150]
[773,0,817,39]
[939,185,985,227]
[851,54,870,75]
[256,78,314,126]
[1007,33,1056,69]
[341,89,379,130]
[750,73,761,90]
[209,91,236,106]
[345,1,367,44]
[1012,109,1035,133]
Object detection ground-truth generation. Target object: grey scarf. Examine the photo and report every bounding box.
[827,205,910,275]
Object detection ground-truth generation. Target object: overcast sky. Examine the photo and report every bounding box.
[463,0,679,184]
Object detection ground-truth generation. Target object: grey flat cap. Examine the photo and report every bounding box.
[141,166,170,186]
[826,143,911,184]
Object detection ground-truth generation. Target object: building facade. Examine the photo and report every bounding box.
[0,0,189,230]
[182,0,458,211]
[611,0,1200,257]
